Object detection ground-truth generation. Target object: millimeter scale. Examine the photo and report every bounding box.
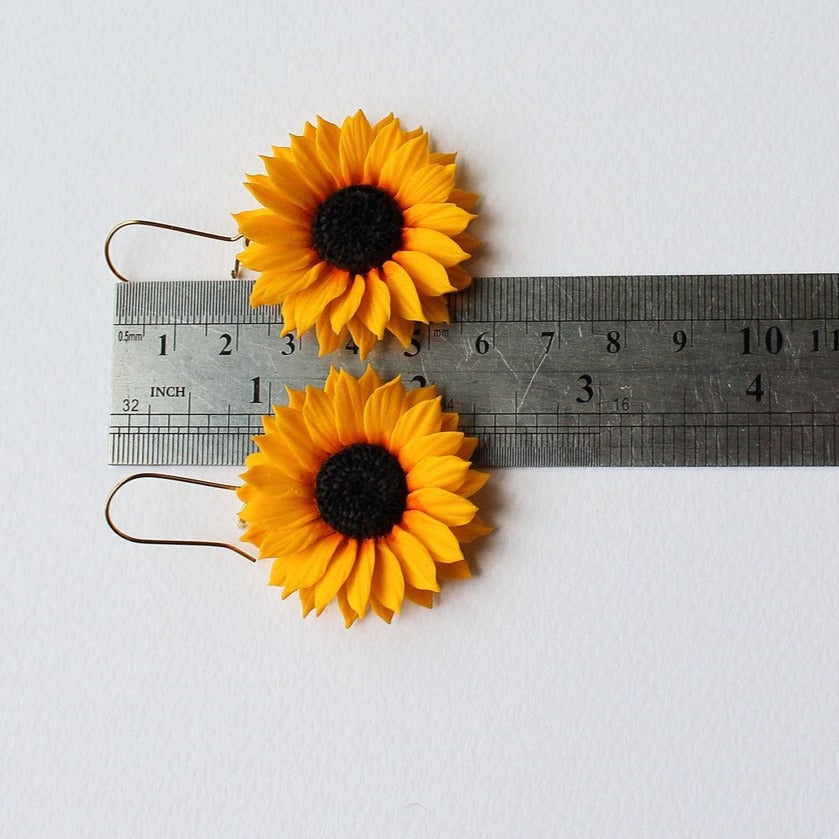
[109,274,839,467]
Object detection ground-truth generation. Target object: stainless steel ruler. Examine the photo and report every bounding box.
[110,275,839,467]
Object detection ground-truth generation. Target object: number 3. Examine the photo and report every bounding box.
[576,374,594,403]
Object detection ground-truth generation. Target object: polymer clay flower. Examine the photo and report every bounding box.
[237,367,491,625]
[234,111,479,358]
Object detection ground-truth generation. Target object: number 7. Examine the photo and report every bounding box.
[540,330,556,354]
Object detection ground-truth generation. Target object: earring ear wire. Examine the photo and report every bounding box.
[105,472,257,563]
[104,220,247,283]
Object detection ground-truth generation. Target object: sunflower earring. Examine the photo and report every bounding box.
[236,111,479,358]
[105,111,479,359]
[107,367,491,626]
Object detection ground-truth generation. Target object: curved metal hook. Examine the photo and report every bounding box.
[105,472,257,562]
[104,220,246,282]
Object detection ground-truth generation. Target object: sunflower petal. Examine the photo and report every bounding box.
[239,447,306,483]
[299,586,316,617]
[249,522,323,560]
[282,274,348,335]
[244,172,314,219]
[362,376,406,446]
[347,318,378,360]
[371,112,396,132]
[437,560,472,580]
[323,366,341,395]
[336,587,359,628]
[355,269,391,338]
[378,133,430,194]
[458,469,490,497]
[363,118,403,183]
[389,396,443,451]
[269,145,295,163]
[315,319,346,356]
[239,240,314,273]
[281,532,344,592]
[268,556,288,586]
[285,387,306,411]
[290,130,335,200]
[329,273,366,333]
[453,231,481,254]
[457,435,479,460]
[331,369,366,444]
[346,538,375,617]
[398,431,465,471]
[258,407,325,470]
[406,455,471,493]
[449,188,480,212]
[265,519,333,555]
[314,538,358,614]
[240,493,319,529]
[407,487,478,526]
[446,265,473,291]
[450,515,493,543]
[395,163,456,206]
[251,261,332,306]
[233,209,308,242]
[403,386,438,408]
[402,509,464,565]
[302,386,341,452]
[404,585,434,609]
[339,110,373,185]
[393,250,457,296]
[258,157,319,211]
[370,597,395,623]
[371,540,404,613]
[357,364,384,398]
[419,294,450,324]
[387,526,440,592]
[237,464,312,493]
[382,260,426,322]
[402,228,469,267]
[385,314,416,348]
[403,202,475,235]
[315,116,342,176]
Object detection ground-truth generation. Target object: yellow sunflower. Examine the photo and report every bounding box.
[234,111,479,358]
[237,366,491,625]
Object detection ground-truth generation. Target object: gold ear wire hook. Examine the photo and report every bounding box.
[104,220,247,282]
[105,472,257,562]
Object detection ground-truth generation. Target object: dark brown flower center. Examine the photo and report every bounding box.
[314,442,408,539]
[311,185,404,275]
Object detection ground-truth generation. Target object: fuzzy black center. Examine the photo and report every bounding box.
[314,443,408,539]
[311,185,404,275]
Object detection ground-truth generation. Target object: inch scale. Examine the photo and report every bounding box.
[110,274,839,467]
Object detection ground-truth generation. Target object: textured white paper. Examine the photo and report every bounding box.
[2,1,838,836]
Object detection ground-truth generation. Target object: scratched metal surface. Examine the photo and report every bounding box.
[109,275,839,466]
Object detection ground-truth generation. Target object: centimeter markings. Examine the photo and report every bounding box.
[110,274,839,467]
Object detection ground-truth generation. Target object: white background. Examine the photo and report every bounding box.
[3,2,838,836]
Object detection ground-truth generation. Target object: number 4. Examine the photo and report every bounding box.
[746,373,765,402]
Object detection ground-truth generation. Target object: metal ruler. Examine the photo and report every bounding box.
[110,275,839,467]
